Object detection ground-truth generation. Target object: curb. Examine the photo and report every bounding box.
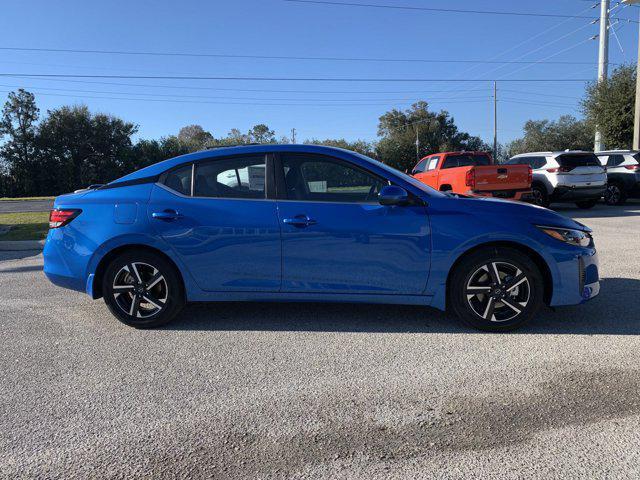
[0,240,45,251]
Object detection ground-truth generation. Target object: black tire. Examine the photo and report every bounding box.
[575,200,598,209]
[530,184,550,208]
[102,249,185,328]
[604,182,627,206]
[449,247,544,332]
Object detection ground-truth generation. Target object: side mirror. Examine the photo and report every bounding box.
[378,185,409,206]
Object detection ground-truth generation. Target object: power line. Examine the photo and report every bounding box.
[0,82,492,102]
[283,0,639,22]
[0,73,592,82]
[0,89,494,107]
[0,46,612,65]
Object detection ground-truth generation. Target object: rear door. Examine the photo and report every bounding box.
[148,154,281,292]
[276,152,431,294]
[556,153,606,187]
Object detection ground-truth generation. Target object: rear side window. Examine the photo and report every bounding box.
[163,164,192,196]
[509,156,546,169]
[194,156,266,199]
[557,154,600,168]
[605,154,625,167]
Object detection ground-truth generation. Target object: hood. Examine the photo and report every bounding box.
[446,195,588,231]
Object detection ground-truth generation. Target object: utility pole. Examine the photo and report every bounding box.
[415,125,420,161]
[291,128,296,144]
[594,0,610,152]
[622,0,640,150]
[493,80,498,160]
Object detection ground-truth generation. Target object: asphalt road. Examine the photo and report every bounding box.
[0,199,53,213]
[1,202,640,478]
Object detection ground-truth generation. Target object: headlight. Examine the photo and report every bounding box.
[537,225,593,247]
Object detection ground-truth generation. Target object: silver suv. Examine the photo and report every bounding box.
[594,150,640,205]
[506,151,606,209]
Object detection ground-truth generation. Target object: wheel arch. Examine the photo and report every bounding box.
[439,184,452,192]
[445,240,553,308]
[91,244,186,300]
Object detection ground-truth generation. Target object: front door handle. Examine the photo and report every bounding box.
[283,215,317,228]
[152,209,184,221]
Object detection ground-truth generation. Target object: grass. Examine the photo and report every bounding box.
[0,196,54,201]
[0,212,50,241]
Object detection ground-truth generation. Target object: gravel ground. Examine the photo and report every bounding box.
[1,202,640,479]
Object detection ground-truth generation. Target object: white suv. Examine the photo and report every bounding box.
[594,150,640,205]
[506,151,606,209]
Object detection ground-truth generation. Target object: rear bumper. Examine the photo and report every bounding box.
[468,189,533,201]
[42,230,88,293]
[550,185,606,201]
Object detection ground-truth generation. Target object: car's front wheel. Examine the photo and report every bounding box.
[102,250,185,328]
[449,247,544,332]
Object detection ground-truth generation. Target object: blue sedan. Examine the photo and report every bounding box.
[43,145,599,331]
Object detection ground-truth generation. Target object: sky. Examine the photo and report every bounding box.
[0,0,638,147]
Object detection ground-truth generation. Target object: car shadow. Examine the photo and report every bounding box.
[167,278,640,335]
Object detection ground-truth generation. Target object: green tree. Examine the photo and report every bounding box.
[375,101,489,172]
[582,64,635,149]
[505,115,593,157]
[177,124,214,149]
[37,105,138,193]
[0,89,40,196]
[247,124,276,144]
[304,138,376,157]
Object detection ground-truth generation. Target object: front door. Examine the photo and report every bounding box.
[277,153,431,295]
[148,154,281,292]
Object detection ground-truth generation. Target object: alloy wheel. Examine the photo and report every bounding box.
[112,262,168,318]
[605,184,621,205]
[465,261,531,322]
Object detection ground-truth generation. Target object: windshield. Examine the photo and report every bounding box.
[353,152,445,197]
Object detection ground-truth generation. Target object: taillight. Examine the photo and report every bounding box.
[547,166,573,173]
[465,169,475,188]
[624,164,640,171]
[49,209,81,229]
[527,166,533,185]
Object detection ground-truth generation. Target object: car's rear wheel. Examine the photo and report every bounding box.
[604,182,627,206]
[449,247,544,332]
[102,250,185,328]
[530,185,549,208]
[575,200,598,209]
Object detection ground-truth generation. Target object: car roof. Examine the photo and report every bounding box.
[596,149,639,154]
[511,150,594,157]
[114,144,367,183]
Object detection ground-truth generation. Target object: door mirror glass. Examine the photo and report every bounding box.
[378,185,409,206]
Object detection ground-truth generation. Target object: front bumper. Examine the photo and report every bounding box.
[550,247,600,306]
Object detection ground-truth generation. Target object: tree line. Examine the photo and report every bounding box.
[0,65,633,196]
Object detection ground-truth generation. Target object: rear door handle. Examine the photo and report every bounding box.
[152,209,184,221]
[283,215,317,228]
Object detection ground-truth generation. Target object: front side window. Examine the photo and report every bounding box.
[282,154,386,203]
[163,164,192,196]
[413,159,428,173]
[427,157,440,170]
[194,156,266,199]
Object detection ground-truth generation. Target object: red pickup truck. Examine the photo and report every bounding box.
[411,151,533,201]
